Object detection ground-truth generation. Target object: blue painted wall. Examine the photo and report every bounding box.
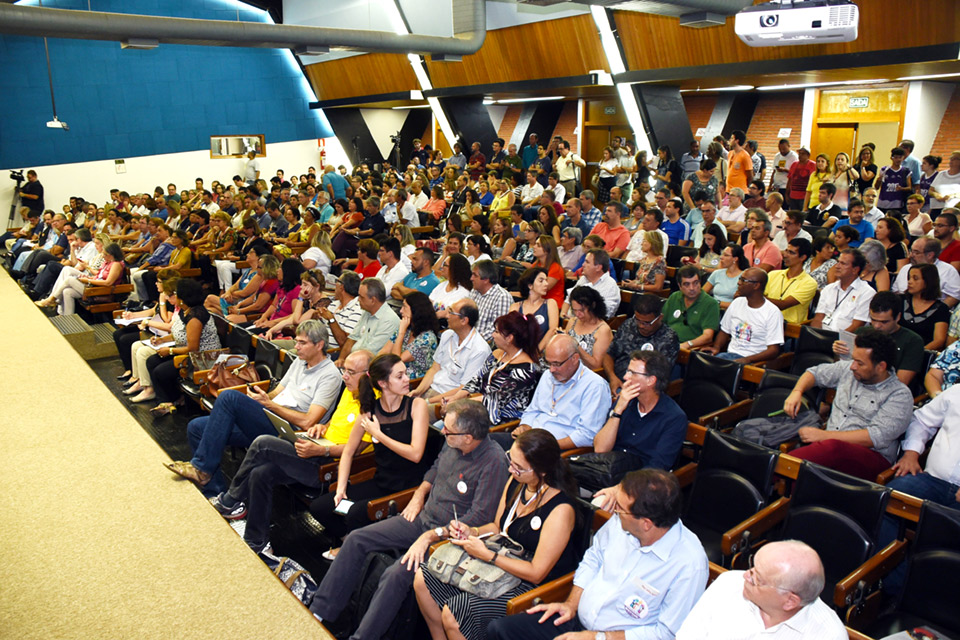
[0,0,333,169]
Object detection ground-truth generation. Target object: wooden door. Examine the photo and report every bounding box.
[582,126,631,190]
[814,124,857,167]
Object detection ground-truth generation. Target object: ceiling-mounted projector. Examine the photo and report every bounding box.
[735,0,859,47]
[46,117,69,130]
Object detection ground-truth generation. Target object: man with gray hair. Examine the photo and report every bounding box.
[558,226,584,272]
[676,540,846,639]
[562,248,621,320]
[718,187,748,234]
[169,320,342,495]
[892,235,960,306]
[334,278,400,367]
[315,271,364,349]
[579,189,602,229]
[309,398,509,639]
[743,210,782,272]
[469,260,513,342]
[512,334,612,450]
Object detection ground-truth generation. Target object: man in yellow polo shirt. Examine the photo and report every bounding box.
[765,237,818,325]
[209,349,373,553]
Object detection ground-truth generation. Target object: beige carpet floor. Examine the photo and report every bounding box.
[0,270,333,639]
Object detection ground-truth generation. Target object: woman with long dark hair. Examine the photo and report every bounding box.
[430,252,472,318]
[414,428,578,640]
[310,353,430,555]
[434,311,542,424]
[510,267,559,353]
[248,258,305,333]
[902,263,949,350]
[384,291,441,379]
[565,285,613,371]
[696,223,727,272]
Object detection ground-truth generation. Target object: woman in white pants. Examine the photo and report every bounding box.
[38,233,106,306]
[214,218,268,292]
[40,242,125,315]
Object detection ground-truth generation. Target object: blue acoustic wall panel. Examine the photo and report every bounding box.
[0,0,334,169]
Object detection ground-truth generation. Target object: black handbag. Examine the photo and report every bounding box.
[568,451,641,493]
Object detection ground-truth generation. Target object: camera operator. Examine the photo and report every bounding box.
[18,170,45,216]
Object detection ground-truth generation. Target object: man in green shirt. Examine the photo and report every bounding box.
[501,143,524,188]
[832,290,924,391]
[664,265,721,350]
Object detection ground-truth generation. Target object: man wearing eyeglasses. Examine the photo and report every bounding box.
[676,541,846,640]
[891,236,960,307]
[309,399,508,639]
[488,469,707,640]
[512,335,611,450]
[412,299,490,400]
[209,350,374,551]
[603,294,680,395]
[703,268,784,364]
[764,238,818,325]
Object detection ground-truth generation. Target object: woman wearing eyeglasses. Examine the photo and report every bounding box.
[413,428,578,640]
[309,353,431,558]
[703,244,748,310]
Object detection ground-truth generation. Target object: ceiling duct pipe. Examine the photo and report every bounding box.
[0,0,486,56]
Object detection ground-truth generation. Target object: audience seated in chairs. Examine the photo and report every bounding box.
[604,293,679,393]
[510,334,611,451]
[308,399,509,640]
[210,350,374,553]
[30,227,101,300]
[414,428,579,640]
[115,272,178,381]
[334,278,401,368]
[414,298,491,403]
[204,245,267,316]
[783,328,914,480]
[244,257,305,335]
[676,541,846,640]
[309,352,432,554]
[663,264,721,352]
[702,267,783,364]
[561,248,620,322]
[37,241,124,315]
[223,253,279,323]
[487,469,707,640]
[167,319,339,494]
[432,311,541,425]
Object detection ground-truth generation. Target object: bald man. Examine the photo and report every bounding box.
[512,334,611,450]
[703,267,784,364]
[676,540,846,639]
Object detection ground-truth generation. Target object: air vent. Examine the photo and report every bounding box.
[679,12,726,28]
[828,5,856,26]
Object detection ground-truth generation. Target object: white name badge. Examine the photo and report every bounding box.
[530,516,542,530]
[673,309,682,319]
[457,480,468,494]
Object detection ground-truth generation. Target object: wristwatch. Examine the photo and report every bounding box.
[595,632,606,640]
[608,409,622,420]
[434,526,446,538]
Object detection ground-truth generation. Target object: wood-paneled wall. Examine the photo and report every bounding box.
[305,52,418,102]
[615,0,960,72]
[424,15,608,88]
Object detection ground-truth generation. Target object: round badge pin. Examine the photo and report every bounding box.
[457,480,468,494]
[531,516,542,530]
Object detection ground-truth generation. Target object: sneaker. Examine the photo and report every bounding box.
[210,493,247,520]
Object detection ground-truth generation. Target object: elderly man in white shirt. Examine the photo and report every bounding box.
[812,249,876,332]
[413,298,490,399]
[891,235,960,307]
[717,187,748,234]
[676,541,846,640]
[561,248,621,320]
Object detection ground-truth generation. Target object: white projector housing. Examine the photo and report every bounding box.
[735,0,859,47]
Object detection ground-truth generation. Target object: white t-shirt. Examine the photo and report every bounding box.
[429,282,471,313]
[892,260,960,301]
[399,201,419,227]
[300,247,332,275]
[521,182,544,205]
[770,150,798,189]
[411,191,429,210]
[930,169,960,211]
[815,278,876,331]
[625,228,670,262]
[717,204,747,224]
[772,229,812,251]
[721,297,785,357]
[244,158,261,182]
[375,260,411,291]
[467,253,492,265]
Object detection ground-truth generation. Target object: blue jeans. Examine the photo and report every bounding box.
[187,390,277,496]
[878,472,960,594]
[715,352,746,361]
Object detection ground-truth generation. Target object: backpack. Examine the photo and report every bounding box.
[731,409,821,448]
[334,550,421,640]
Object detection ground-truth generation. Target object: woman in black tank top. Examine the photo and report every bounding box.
[309,353,431,546]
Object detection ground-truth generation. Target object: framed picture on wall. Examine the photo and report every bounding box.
[210,135,265,158]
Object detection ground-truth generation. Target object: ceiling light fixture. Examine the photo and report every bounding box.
[757,78,889,91]
[679,85,755,93]
[895,71,960,81]
[494,96,565,104]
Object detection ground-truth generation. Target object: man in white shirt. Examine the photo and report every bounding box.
[555,140,585,198]
[199,191,220,215]
[862,187,885,225]
[413,298,490,399]
[396,188,419,228]
[562,248,621,320]
[892,236,960,307]
[547,172,566,206]
[766,192,787,236]
[409,181,429,210]
[374,238,411,293]
[677,541,846,640]
[717,187,748,234]
[380,189,398,225]
[703,267,784,363]
[812,248,876,332]
[772,210,813,252]
[690,200,727,249]
[768,138,798,198]
[243,150,261,185]
[521,171,545,213]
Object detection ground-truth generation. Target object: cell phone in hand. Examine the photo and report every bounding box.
[334,499,354,515]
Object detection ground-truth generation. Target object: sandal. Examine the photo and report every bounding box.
[150,402,177,416]
[163,461,211,486]
[321,547,340,561]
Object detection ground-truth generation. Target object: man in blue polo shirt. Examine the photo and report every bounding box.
[391,247,440,300]
[834,198,874,248]
[661,198,691,246]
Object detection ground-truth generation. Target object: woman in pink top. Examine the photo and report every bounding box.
[250,258,305,333]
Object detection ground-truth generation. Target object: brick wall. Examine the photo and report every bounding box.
[421,122,433,150]
[550,101,580,154]
[683,95,718,138]
[498,106,523,146]
[747,92,804,182]
[930,84,960,160]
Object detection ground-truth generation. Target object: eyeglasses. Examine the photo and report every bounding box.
[504,450,533,475]
[625,368,655,378]
[747,554,793,594]
[634,314,662,326]
[544,352,576,369]
[443,428,470,439]
[342,368,367,377]
[738,277,761,284]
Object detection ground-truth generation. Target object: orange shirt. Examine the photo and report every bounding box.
[727,148,753,192]
[544,261,566,307]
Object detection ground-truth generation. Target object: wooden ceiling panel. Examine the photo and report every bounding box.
[305,52,418,102]
[424,15,608,89]
[615,0,960,71]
